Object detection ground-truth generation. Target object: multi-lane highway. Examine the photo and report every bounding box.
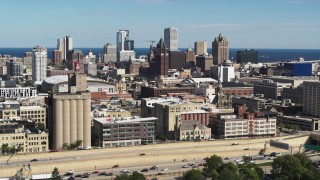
[0,134,309,178]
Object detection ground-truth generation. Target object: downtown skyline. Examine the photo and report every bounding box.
[0,0,319,49]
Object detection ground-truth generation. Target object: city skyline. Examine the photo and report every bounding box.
[0,0,319,49]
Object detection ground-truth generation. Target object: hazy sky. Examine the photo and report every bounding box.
[0,0,319,49]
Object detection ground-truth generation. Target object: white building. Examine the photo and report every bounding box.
[119,50,135,62]
[117,30,129,52]
[32,46,47,86]
[0,87,37,99]
[57,35,73,60]
[211,63,235,82]
[164,27,178,51]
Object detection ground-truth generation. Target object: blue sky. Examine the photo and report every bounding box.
[0,0,319,49]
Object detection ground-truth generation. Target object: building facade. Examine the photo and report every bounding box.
[103,43,117,63]
[164,27,178,51]
[6,60,23,77]
[237,49,258,64]
[0,87,37,99]
[194,41,208,55]
[53,50,63,66]
[277,116,320,131]
[253,79,291,100]
[32,45,47,86]
[92,116,157,147]
[303,81,320,117]
[212,33,229,65]
[20,106,47,128]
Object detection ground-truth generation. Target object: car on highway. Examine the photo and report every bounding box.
[98,171,107,176]
[232,143,239,145]
[30,159,38,162]
[64,172,73,176]
[141,168,149,172]
[92,171,99,174]
[188,163,194,166]
[161,168,169,171]
[74,174,82,178]
[105,172,113,176]
[244,148,250,150]
[150,165,158,170]
[121,169,131,173]
[139,153,146,156]
[182,159,188,162]
[112,165,119,168]
[182,164,190,168]
[82,174,90,178]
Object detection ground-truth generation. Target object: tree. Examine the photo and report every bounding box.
[130,171,146,180]
[202,155,223,177]
[114,174,130,180]
[218,163,240,180]
[271,154,320,180]
[1,144,9,155]
[51,167,62,180]
[183,169,204,180]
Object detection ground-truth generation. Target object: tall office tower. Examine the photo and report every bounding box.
[194,41,208,55]
[237,49,258,64]
[303,81,320,117]
[212,33,229,65]
[32,45,47,86]
[53,50,62,66]
[164,27,178,51]
[6,60,23,77]
[57,35,73,60]
[48,73,91,149]
[155,38,169,76]
[124,40,134,51]
[67,49,84,72]
[103,43,117,63]
[116,30,135,62]
[117,30,129,52]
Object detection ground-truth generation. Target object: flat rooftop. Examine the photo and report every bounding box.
[93,116,157,124]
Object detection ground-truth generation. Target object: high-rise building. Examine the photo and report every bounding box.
[303,81,320,117]
[155,38,169,76]
[116,30,135,62]
[53,50,63,66]
[164,27,178,51]
[212,33,229,65]
[67,49,84,72]
[32,45,47,86]
[57,35,73,60]
[48,73,91,150]
[103,43,117,63]
[237,49,258,64]
[194,41,208,55]
[6,60,23,77]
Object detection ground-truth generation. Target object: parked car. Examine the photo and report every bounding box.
[82,174,90,178]
[74,174,82,178]
[270,152,281,157]
[208,138,216,141]
[66,170,74,174]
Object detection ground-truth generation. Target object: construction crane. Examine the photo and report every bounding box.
[145,40,156,47]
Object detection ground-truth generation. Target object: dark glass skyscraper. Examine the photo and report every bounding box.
[236,49,258,64]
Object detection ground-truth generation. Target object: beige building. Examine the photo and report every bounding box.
[194,41,208,56]
[212,33,229,65]
[48,73,91,150]
[0,123,48,153]
[92,107,131,118]
[141,97,214,139]
[178,120,211,141]
[20,106,46,128]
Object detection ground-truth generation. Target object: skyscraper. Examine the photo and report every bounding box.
[32,45,47,86]
[194,41,208,55]
[164,27,178,51]
[212,33,229,65]
[103,43,117,63]
[53,50,62,66]
[116,30,135,62]
[57,35,73,60]
[303,81,320,117]
[155,38,169,76]
[48,73,91,150]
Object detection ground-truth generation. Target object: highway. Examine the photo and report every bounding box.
[0,134,309,178]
